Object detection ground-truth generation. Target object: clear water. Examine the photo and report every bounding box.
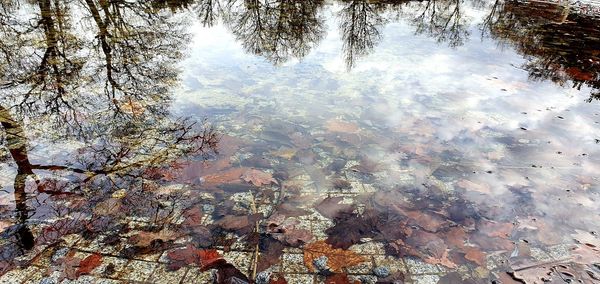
[1,0,599,283]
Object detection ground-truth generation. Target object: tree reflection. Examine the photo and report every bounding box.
[0,0,219,271]
[486,0,600,101]
[411,0,469,47]
[338,0,385,69]
[225,0,326,65]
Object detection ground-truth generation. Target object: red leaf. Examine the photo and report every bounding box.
[76,253,103,276]
[167,244,202,271]
[198,249,221,268]
[167,245,223,271]
[269,274,288,284]
[324,273,359,284]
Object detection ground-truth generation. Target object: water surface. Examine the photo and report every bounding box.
[1,0,600,283]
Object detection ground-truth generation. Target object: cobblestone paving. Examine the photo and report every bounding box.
[0,167,579,284]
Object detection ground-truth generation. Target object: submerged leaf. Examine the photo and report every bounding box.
[303,240,365,272]
[166,244,222,271]
[241,169,278,186]
[76,253,103,276]
[325,119,360,134]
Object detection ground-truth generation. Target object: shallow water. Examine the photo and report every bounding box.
[1,0,600,283]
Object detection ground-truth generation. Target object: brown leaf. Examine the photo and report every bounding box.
[315,197,354,219]
[257,237,286,272]
[202,167,248,186]
[303,241,366,272]
[404,210,447,233]
[211,259,250,283]
[167,244,202,271]
[272,148,297,160]
[267,215,313,246]
[325,119,360,134]
[76,253,102,276]
[324,273,359,284]
[478,221,514,238]
[241,169,278,186]
[128,229,179,247]
[510,266,553,283]
[398,230,457,269]
[269,274,288,284]
[93,198,123,216]
[167,244,223,271]
[463,246,485,266]
[119,99,145,116]
[215,214,261,232]
[55,256,81,280]
[182,207,204,227]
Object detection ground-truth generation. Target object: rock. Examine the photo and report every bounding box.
[255,271,271,284]
[313,255,329,271]
[373,266,391,278]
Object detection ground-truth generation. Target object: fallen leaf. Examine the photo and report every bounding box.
[167,244,223,271]
[478,221,514,238]
[0,221,12,232]
[266,215,313,246]
[93,198,123,216]
[315,197,354,219]
[241,169,278,186]
[201,167,248,186]
[119,99,145,116]
[269,274,288,284]
[324,273,359,284]
[128,229,179,247]
[198,249,222,268]
[510,266,553,284]
[55,256,81,280]
[325,119,360,134]
[437,272,479,284]
[456,179,491,194]
[182,207,204,227]
[404,210,447,233]
[463,246,486,266]
[215,214,262,233]
[257,237,286,271]
[303,240,365,272]
[211,259,251,283]
[76,253,102,276]
[272,148,297,160]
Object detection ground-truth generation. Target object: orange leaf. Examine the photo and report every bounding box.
[198,249,221,268]
[76,253,102,276]
[303,241,365,272]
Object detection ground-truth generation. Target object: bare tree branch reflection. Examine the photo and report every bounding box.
[0,0,220,271]
[226,0,326,65]
[338,0,385,69]
[486,0,600,101]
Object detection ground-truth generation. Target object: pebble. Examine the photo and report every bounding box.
[255,271,271,284]
[313,256,329,271]
[373,266,391,278]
